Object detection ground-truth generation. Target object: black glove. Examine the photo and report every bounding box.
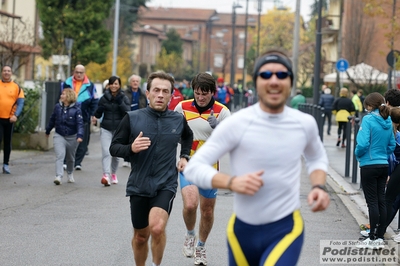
[115,94,124,105]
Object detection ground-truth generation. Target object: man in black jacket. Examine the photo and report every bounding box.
[319,87,335,135]
[110,71,193,266]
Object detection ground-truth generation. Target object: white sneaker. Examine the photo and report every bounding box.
[356,238,384,249]
[194,246,207,265]
[360,230,369,237]
[63,164,67,170]
[375,238,385,248]
[391,232,400,239]
[183,234,196,257]
[54,176,62,185]
[122,161,130,167]
[393,234,400,243]
[67,173,75,183]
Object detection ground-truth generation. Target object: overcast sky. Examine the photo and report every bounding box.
[147,0,315,21]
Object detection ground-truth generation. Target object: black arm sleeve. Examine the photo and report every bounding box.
[179,116,193,157]
[109,114,132,158]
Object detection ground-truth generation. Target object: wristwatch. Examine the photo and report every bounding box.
[312,184,327,192]
[180,154,190,161]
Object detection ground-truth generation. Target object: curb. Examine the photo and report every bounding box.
[326,166,397,241]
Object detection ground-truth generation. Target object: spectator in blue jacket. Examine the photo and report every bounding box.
[355,92,396,249]
[62,65,98,170]
[319,87,335,135]
[46,88,84,185]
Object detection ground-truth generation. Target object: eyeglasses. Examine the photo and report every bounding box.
[258,71,292,80]
[75,71,84,74]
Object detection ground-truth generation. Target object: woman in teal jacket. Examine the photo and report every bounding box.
[355,92,396,249]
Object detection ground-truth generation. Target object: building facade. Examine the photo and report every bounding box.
[0,0,40,81]
[135,6,257,85]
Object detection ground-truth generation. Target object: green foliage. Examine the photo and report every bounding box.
[175,65,197,81]
[300,86,314,98]
[14,87,41,134]
[162,28,183,55]
[155,48,183,75]
[309,0,330,17]
[86,43,133,85]
[37,0,114,66]
[118,0,147,36]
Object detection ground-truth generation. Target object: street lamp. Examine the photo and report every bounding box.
[230,2,243,87]
[313,0,323,104]
[291,0,301,96]
[207,15,220,72]
[112,0,120,76]
[64,38,74,78]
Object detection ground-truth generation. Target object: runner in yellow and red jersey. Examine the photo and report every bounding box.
[174,72,230,265]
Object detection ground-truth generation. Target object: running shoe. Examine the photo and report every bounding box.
[101,174,110,187]
[183,234,196,257]
[194,246,207,265]
[54,176,62,185]
[111,174,118,184]
[67,173,75,183]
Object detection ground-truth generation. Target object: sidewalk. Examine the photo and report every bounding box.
[323,123,399,239]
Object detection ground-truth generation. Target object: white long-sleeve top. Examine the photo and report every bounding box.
[184,103,328,225]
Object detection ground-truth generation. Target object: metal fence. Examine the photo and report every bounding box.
[298,103,325,141]
[298,104,362,185]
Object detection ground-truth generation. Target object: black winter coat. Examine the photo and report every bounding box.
[319,93,335,112]
[94,89,130,131]
[109,107,193,197]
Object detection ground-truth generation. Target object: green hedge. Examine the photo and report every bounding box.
[14,87,41,134]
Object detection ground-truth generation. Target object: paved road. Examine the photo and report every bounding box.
[0,131,369,265]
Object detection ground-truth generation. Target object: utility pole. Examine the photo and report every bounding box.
[256,0,262,58]
[389,0,397,90]
[313,0,322,104]
[242,0,249,92]
[291,0,300,96]
[335,0,344,98]
[112,0,120,76]
[230,3,242,86]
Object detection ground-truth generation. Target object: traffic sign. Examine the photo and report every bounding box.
[386,50,400,67]
[336,58,349,72]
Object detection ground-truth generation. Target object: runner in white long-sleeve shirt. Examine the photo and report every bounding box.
[184,49,330,266]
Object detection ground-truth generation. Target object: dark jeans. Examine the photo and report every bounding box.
[390,195,400,227]
[360,166,387,239]
[385,165,400,231]
[337,122,347,144]
[0,118,14,165]
[74,122,90,167]
[322,111,332,134]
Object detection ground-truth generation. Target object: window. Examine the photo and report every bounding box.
[214,54,223,68]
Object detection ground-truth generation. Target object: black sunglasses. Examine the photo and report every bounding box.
[258,71,292,80]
